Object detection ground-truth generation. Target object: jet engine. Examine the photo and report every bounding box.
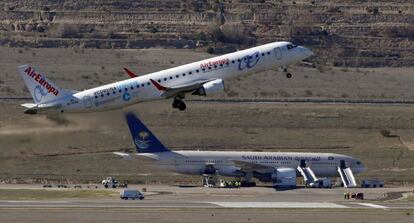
[193,79,224,96]
[203,164,217,175]
[217,166,244,177]
[254,168,296,189]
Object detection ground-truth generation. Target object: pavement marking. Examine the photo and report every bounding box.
[208,202,348,208]
[356,203,388,209]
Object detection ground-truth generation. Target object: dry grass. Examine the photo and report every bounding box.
[0,189,119,200]
[0,47,414,185]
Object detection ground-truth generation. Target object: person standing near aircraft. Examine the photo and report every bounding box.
[18,41,313,114]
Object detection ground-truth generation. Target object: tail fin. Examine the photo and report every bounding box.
[125,112,170,153]
[18,65,66,104]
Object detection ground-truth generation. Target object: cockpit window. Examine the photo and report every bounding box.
[287,44,298,50]
[356,161,361,165]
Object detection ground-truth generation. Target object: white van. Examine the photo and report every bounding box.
[120,189,144,200]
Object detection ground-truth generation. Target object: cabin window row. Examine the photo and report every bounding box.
[154,51,272,84]
[95,82,152,98]
[95,51,273,98]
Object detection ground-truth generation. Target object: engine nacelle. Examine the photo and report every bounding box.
[217,166,244,177]
[254,168,297,189]
[193,79,224,96]
[203,164,217,175]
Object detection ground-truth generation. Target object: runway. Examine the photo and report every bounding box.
[0,199,413,210]
[0,185,413,222]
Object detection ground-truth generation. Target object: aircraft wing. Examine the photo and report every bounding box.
[230,159,273,171]
[150,78,216,98]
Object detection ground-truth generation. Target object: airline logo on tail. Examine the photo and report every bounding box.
[134,131,150,149]
[24,67,59,96]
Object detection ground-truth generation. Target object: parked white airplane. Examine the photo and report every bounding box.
[116,112,366,188]
[18,41,313,114]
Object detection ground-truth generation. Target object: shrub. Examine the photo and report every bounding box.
[207,24,225,42]
[220,23,247,44]
[195,31,207,41]
[149,27,159,33]
[57,24,81,38]
[206,46,214,54]
[380,130,391,137]
[366,7,379,15]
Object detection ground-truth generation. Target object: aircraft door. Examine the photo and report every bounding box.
[340,160,346,169]
[83,96,92,108]
[300,159,306,168]
[274,47,282,60]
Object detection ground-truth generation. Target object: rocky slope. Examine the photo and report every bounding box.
[0,0,413,67]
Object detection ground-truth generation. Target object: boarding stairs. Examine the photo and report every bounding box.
[297,160,318,186]
[337,160,357,188]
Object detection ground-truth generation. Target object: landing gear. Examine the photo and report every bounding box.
[241,172,256,187]
[282,67,292,79]
[172,98,186,111]
[241,181,256,187]
[178,102,186,111]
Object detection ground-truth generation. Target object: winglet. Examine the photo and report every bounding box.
[150,79,167,91]
[123,68,138,78]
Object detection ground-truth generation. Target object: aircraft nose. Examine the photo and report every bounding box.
[356,162,366,174]
[299,46,314,58]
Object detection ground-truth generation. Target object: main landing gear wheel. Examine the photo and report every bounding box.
[286,73,292,78]
[172,99,180,109]
[178,101,186,111]
[172,99,187,111]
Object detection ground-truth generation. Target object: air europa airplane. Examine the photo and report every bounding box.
[18,41,313,114]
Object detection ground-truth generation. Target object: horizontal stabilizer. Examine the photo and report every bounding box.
[21,103,38,114]
[21,103,37,109]
[113,152,133,160]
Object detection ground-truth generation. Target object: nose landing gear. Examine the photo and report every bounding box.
[282,67,292,78]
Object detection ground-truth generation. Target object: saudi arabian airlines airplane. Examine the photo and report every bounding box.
[18,41,313,114]
[116,112,366,188]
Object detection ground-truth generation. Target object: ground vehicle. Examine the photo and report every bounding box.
[361,179,384,188]
[120,189,144,200]
[309,178,332,188]
[102,177,118,188]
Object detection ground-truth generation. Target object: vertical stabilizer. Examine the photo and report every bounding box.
[125,112,170,153]
[18,65,67,104]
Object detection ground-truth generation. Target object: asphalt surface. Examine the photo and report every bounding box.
[0,184,412,210]
[0,199,413,209]
[0,185,413,223]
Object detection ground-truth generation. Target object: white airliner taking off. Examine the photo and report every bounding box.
[18,42,313,114]
[116,112,366,188]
